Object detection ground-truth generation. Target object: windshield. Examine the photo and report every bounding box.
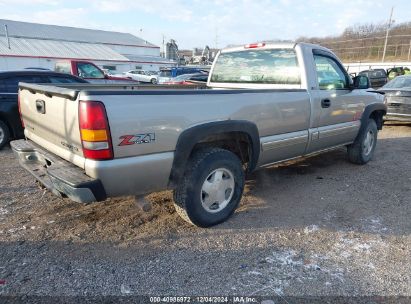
[210,48,301,85]
[77,62,104,79]
[382,76,411,89]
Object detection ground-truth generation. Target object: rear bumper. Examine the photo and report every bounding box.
[11,139,106,203]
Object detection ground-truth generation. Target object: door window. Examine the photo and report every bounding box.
[314,55,348,90]
[77,63,105,79]
[0,76,48,93]
[48,76,85,83]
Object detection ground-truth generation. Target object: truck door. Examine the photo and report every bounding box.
[307,50,362,152]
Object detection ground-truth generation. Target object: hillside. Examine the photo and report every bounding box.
[297,21,411,62]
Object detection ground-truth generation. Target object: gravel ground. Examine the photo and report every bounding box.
[0,123,410,300]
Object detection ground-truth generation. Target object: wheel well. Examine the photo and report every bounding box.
[0,114,13,137]
[369,110,385,130]
[190,131,252,168]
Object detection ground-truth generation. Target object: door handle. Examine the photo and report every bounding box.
[321,99,331,108]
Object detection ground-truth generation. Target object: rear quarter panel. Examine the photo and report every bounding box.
[81,90,311,159]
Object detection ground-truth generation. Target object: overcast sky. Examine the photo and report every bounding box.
[0,0,409,49]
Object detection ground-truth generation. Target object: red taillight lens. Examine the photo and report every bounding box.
[244,43,266,49]
[18,93,24,128]
[79,100,113,160]
[79,101,108,130]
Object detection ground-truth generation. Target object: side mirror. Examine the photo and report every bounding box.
[352,75,370,89]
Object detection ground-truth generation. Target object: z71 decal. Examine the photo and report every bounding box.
[118,133,156,146]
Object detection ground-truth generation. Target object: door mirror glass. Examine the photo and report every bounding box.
[353,75,370,89]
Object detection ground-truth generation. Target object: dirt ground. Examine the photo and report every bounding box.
[0,123,410,300]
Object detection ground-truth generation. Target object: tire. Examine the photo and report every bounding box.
[0,120,10,150]
[173,148,245,227]
[347,119,378,164]
[151,78,158,84]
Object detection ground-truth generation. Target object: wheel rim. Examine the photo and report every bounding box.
[200,168,235,213]
[0,125,4,144]
[363,129,375,156]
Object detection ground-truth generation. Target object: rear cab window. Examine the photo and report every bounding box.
[210,48,301,86]
[48,76,85,83]
[55,62,72,74]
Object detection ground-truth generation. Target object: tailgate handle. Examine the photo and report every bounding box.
[36,99,46,114]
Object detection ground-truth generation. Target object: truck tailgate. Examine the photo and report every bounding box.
[19,84,85,169]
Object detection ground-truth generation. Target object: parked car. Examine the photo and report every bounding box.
[163,73,208,85]
[387,67,407,80]
[358,69,388,88]
[158,67,206,84]
[125,70,158,84]
[12,42,386,227]
[55,60,137,84]
[379,75,411,122]
[0,70,88,149]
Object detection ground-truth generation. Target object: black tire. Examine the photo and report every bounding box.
[0,120,10,150]
[347,119,378,164]
[151,78,158,84]
[173,148,245,227]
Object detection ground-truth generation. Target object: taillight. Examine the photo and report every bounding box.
[244,43,266,49]
[79,100,113,160]
[18,93,24,128]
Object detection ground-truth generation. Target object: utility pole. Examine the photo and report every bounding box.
[4,25,10,49]
[382,6,394,63]
[215,27,219,50]
[408,40,411,61]
[161,34,166,58]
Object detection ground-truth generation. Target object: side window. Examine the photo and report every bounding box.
[0,79,5,92]
[1,77,19,93]
[0,76,47,93]
[77,63,104,79]
[55,62,71,74]
[48,76,82,83]
[314,55,348,90]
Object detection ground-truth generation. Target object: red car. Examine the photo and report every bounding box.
[55,60,137,84]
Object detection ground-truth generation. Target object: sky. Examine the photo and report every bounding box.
[0,0,410,50]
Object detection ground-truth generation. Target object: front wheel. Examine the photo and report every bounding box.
[151,78,158,84]
[347,119,378,164]
[173,148,245,227]
[0,120,10,150]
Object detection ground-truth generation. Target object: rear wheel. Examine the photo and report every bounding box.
[151,78,158,84]
[347,119,378,164]
[0,120,10,150]
[173,148,245,227]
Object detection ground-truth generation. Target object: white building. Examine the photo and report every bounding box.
[0,19,175,72]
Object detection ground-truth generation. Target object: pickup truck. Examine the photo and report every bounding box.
[11,42,386,227]
[55,60,137,84]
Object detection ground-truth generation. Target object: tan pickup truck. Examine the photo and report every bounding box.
[12,42,386,227]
